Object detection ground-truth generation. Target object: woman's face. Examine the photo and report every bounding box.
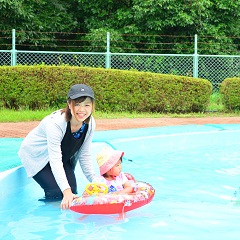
[69,97,93,123]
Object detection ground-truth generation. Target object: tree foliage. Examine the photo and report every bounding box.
[0,0,239,54]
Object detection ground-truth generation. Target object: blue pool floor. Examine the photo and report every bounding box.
[1,124,240,240]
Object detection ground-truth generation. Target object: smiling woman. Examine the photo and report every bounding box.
[17,83,97,210]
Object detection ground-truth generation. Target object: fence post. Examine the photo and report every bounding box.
[105,32,111,69]
[11,29,17,66]
[193,34,198,78]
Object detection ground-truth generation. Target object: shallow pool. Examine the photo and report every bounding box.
[1,124,240,240]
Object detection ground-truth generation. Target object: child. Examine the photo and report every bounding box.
[92,147,133,195]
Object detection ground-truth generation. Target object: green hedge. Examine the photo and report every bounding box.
[0,65,212,113]
[220,77,240,111]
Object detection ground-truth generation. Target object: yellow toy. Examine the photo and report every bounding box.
[85,183,108,195]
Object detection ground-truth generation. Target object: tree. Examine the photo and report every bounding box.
[0,0,239,54]
[0,0,78,50]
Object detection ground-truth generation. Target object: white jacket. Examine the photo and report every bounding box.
[18,110,96,192]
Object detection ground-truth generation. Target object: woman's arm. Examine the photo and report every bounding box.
[77,116,96,182]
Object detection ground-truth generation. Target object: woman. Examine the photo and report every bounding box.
[18,83,96,209]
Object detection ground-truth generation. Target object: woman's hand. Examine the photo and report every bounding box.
[61,188,78,210]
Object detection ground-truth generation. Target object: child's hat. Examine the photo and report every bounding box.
[96,147,124,175]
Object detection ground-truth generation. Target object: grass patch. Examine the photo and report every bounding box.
[0,109,54,122]
[0,109,239,123]
[206,92,225,112]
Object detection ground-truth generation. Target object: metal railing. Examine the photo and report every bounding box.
[0,30,239,90]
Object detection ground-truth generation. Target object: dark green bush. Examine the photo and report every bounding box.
[220,77,240,111]
[0,65,212,113]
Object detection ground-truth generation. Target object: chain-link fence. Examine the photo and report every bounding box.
[0,50,239,90]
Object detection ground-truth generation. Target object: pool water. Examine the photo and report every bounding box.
[1,124,240,240]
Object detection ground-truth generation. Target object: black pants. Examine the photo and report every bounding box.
[33,161,77,199]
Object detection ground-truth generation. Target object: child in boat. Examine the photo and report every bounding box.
[86,147,133,195]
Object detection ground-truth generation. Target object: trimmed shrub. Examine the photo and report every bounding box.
[0,65,212,113]
[220,77,240,111]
